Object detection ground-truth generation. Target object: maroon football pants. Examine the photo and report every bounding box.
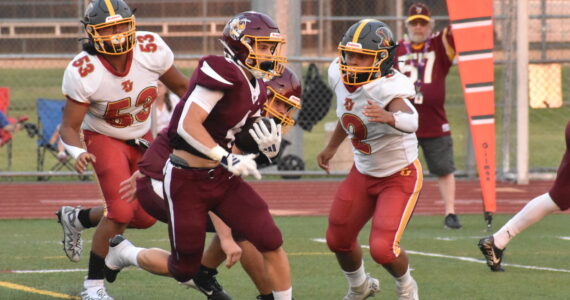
[549,121,570,210]
[163,161,283,282]
[136,175,237,235]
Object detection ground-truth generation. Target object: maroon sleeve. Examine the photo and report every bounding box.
[194,56,242,91]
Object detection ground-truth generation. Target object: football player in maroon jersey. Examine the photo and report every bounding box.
[56,66,301,300]
[479,121,570,272]
[103,12,294,299]
[394,2,462,229]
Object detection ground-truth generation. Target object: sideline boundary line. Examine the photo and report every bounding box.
[311,238,570,273]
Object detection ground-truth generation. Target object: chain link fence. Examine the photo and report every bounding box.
[0,0,568,180]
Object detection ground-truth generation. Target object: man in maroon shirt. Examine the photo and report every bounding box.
[394,2,461,229]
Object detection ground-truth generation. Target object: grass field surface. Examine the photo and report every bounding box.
[1,214,569,299]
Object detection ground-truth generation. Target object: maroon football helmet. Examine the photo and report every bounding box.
[264,67,302,133]
[221,11,287,80]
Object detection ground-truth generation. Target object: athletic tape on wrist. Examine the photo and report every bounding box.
[60,139,87,160]
[207,145,229,161]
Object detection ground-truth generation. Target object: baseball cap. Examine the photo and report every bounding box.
[407,2,431,23]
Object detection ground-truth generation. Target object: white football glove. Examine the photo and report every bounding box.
[220,153,261,180]
[249,118,282,159]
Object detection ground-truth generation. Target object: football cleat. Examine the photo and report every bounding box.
[256,294,275,300]
[344,273,380,300]
[185,268,232,300]
[444,214,462,229]
[104,235,134,283]
[56,206,84,262]
[80,279,113,300]
[478,236,505,272]
[396,278,419,300]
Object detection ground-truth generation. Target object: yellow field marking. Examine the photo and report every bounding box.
[0,281,79,299]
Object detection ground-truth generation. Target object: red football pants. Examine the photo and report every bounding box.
[326,160,423,264]
[83,130,156,228]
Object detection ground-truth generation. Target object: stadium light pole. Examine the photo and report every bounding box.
[517,0,529,184]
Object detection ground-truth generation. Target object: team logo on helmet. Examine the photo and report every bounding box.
[228,17,251,40]
[416,6,422,14]
[375,27,392,48]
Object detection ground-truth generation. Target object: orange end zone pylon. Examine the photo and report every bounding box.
[446,0,496,229]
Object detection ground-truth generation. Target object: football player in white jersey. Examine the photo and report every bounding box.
[317,19,423,300]
[58,1,188,299]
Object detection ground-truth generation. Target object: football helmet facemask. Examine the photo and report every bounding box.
[264,67,302,134]
[338,19,397,85]
[82,0,136,55]
[221,11,287,80]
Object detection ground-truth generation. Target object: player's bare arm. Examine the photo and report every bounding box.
[159,65,189,98]
[317,121,347,173]
[59,97,96,173]
[208,212,242,269]
[174,102,221,168]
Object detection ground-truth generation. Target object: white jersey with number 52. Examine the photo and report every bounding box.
[62,31,174,140]
[328,58,418,177]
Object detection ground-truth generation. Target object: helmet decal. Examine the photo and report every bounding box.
[228,17,251,40]
[375,27,392,48]
[106,15,123,23]
[346,42,362,49]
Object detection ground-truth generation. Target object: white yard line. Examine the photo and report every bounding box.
[311,238,570,273]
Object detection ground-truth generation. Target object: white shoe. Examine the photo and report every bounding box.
[397,278,419,300]
[344,274,380,300]
[56,206,83,262]
[105,235,135,271]
[80,279,113,300]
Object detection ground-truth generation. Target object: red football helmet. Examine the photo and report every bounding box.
[264,67,302,133]
[221,11,287,80]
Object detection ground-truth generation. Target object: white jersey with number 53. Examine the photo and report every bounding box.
[62,31,174,140]
[328,58,418,177]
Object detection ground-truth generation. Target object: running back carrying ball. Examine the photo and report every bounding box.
[235,117,274,154]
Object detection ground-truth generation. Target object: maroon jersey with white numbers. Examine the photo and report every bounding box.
[549,121,570,210]
[168,55,266,158]
[394,26,455,138]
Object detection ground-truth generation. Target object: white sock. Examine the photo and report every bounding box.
[83,278,104,289]
[395,267,413,287]
[119,241,143,267]
[493,193,560,249]
[273,287,292,300]
[343,262,367,287]
[125,246,143,267]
